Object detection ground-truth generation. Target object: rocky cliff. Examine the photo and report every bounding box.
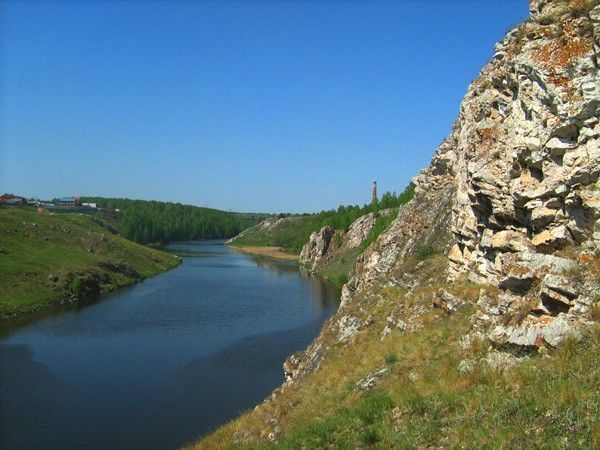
[299,208,395,276]
[447,0,600,350]
[339,0,600,351]
[194,2,600,447]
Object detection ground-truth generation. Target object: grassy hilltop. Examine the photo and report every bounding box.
[0,207,180,318]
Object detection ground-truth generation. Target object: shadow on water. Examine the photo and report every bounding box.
[0,344,65,448]
[0,280,152,339]
[166,318,332,443]
[0,295,108,339]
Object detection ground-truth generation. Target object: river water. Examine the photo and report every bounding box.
[0,241,339,449]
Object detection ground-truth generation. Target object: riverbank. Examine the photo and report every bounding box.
[0,207,180,319]
[229,245,299,261]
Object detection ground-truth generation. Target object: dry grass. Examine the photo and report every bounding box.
[228,246,299,261]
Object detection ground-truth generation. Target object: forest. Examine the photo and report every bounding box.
[83,186,413,248]
[81,197,266,244]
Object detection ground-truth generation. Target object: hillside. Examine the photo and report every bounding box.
[0,207,180,318]
[192,0,600,447]
[81,197,268,244]
[227,186,414,256]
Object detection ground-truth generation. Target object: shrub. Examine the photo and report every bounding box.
[385,352,398,365]
[334,273,349,287]
[69,277,84,298]
[413,244,437,261]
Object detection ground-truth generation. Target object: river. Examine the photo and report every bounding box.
[0,241,340,450]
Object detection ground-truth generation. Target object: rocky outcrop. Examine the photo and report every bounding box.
[346,214,377,248]
[345,209,394,249]
[440,0,600,349]
[341,172,455,308]
[448,1,600,284]
[299,226,335,271]
[299,209,395,273]
[283,175,455,383]
[289,1,600,382]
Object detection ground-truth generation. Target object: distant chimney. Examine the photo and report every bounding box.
[372,181,377,203]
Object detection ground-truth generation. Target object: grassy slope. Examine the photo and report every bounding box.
[229,188,414,255]
[228,216,314,252]
[0,207,179,317]
[192,254,600,449]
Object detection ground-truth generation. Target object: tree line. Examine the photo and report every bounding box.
[82,185,414,248]
[81,197,260,244]
[285,184,415,252]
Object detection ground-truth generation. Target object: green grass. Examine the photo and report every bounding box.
[412,244,438,261]
[0,206,179,317]
[228,216,315,252]
[274,331,600,449]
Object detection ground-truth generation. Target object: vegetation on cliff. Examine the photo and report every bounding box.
[0,207,180,317]
[81,197,267,244]
[229,185,414,253]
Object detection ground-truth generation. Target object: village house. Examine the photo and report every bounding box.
[57,196,81,207]
[0,193,26,205]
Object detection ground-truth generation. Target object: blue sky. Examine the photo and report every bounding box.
[0,0,528,213]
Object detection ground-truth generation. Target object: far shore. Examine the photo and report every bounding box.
[228,245,299,261]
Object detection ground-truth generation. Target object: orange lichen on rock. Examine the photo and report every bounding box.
[533,37,592,68]
[549,72,571,87]
[478,126,500,142]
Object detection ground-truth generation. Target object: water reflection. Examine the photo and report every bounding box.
[0,240,340,449]
[299,266,341,312]
[170,317,330,440]
[247,254,299,274]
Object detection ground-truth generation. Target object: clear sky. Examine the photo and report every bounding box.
[0,0,528,213]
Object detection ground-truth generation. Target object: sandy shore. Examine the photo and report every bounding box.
[229,245,299,261]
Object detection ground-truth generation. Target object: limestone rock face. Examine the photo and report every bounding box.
[346,213,377,249]
[447,2,600,282]
[299,226,335,271]
[345,209,394,249]
[440,0,600,348]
